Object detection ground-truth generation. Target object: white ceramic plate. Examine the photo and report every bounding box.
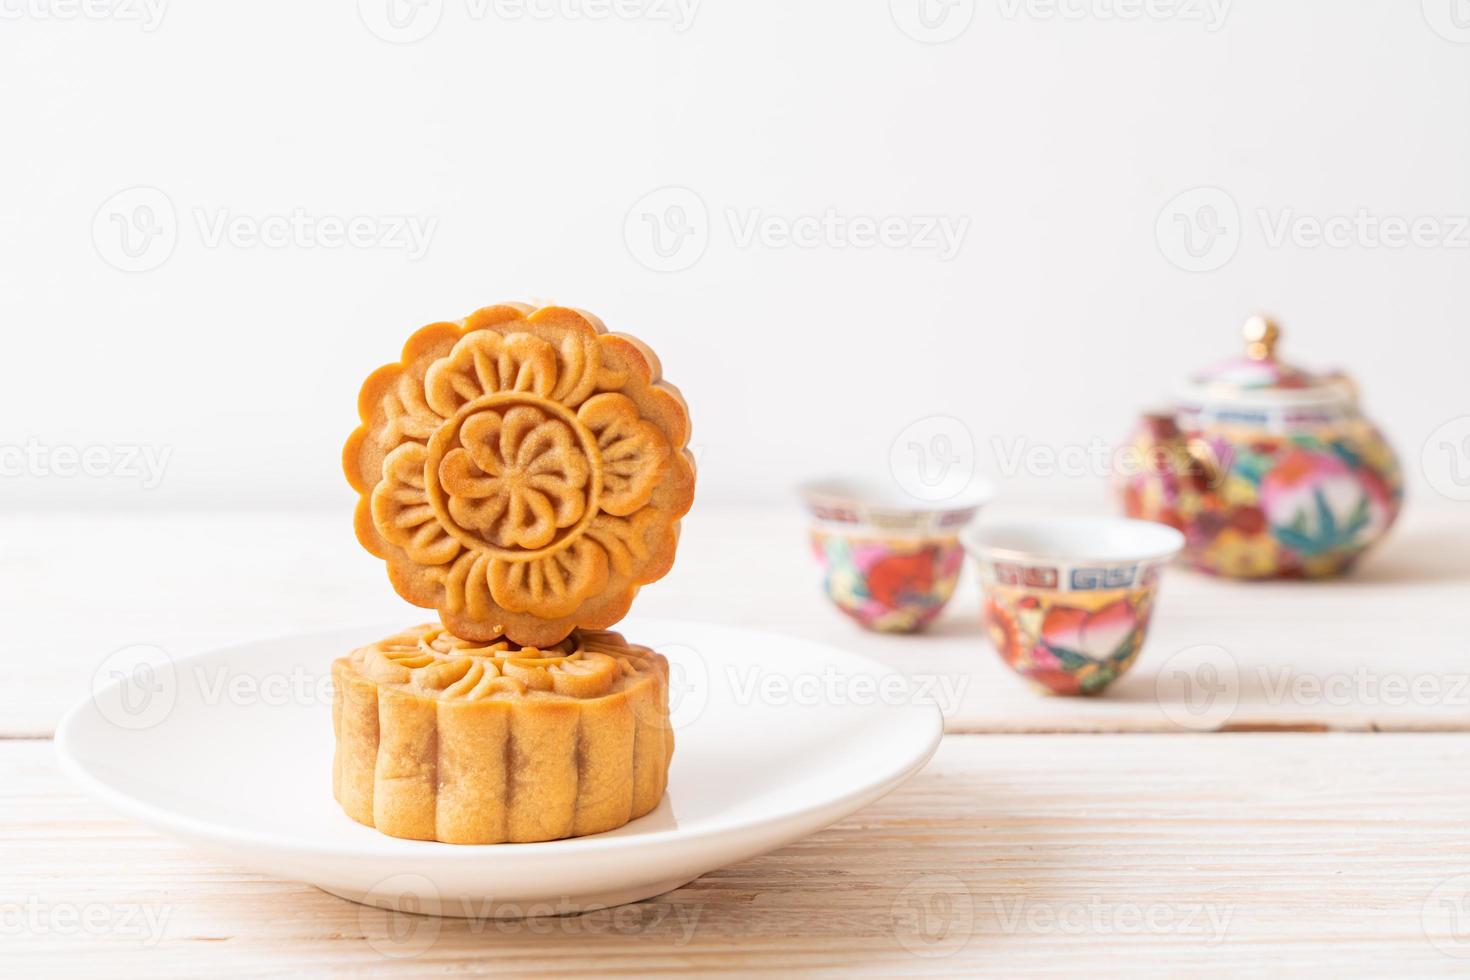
[56,617,942,918]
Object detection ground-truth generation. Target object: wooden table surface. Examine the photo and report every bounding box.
[5,502,1470,975]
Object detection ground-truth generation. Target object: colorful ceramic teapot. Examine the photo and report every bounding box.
[1119,315,1402,579]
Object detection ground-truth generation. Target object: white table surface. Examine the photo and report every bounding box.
[5,500,1470,975]
[6,500,1468,737]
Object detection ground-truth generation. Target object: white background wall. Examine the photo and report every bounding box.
[3,0,1468,510]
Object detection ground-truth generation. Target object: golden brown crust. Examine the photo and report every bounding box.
[345,304,695,646]
[331,624,674,844]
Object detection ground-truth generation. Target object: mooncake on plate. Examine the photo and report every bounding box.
[332,624,673,844]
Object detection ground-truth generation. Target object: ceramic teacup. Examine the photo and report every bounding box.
[961,517,1184,694]
[800,479,992,633]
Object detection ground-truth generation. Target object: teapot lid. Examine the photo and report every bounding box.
[1180,315,1354,407]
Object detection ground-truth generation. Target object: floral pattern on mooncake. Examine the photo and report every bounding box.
[345,303,696,646]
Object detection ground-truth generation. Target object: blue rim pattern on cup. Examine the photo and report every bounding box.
[961,517,1185,589]
[799,478,994,536]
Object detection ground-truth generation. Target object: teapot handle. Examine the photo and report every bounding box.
[1140,412,1221,494]
[1324,369,1360,403]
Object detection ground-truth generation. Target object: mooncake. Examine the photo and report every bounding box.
[344,302,696,647]
[332,624,673,844]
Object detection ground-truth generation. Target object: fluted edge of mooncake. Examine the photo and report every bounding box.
[331,625,673,844]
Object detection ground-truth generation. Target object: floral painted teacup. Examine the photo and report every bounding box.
[962,518,1184,695]
[801,480,991,633]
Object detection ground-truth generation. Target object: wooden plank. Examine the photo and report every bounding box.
[4,503,1468,736]
[5,734,1470,976]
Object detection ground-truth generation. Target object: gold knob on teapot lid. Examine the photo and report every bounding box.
[1242,314,1280,361]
